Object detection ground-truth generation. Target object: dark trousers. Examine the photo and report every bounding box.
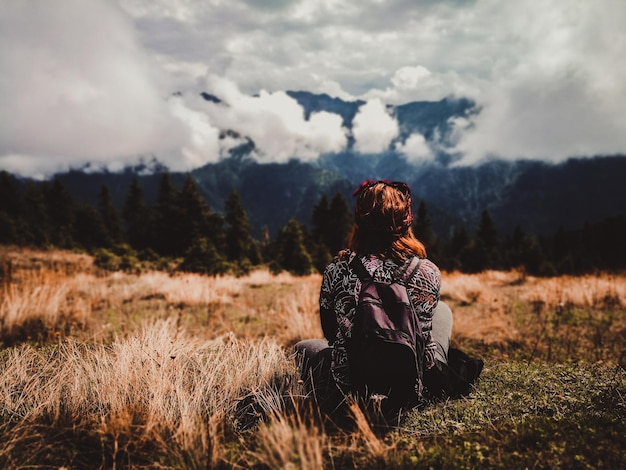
[293,338,345,414]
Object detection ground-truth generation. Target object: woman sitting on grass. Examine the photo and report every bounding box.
[295,180,454,416]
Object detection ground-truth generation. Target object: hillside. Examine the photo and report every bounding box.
[51,153,626,239]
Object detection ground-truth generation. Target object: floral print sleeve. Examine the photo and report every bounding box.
[319,263,340,344]
[319,251,358,390]
[405,259,441,370]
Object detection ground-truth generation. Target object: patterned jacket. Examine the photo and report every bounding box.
[319,250,441,391]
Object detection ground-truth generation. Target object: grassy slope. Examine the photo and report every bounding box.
[398,361,625,469]
[0,248,624,468]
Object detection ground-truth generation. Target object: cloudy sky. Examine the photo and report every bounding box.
[1,0,625,176]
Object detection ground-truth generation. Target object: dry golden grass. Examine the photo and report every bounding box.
[250,406,327,469]
[441,269,625,362]
[0,246,94,278]
[1,247,323,346]
[0,319,300,467]
[2,248,623,351]
[441,269,626,312]
[2,248,623,357]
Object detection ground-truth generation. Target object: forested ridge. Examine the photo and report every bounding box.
[0,170,624,276]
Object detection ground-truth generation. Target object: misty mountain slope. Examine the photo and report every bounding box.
[286,90,475,139]
[181,153,626,237]
[315,151,427,185]
[393,96,476,141]
[285,91,365,128]
[490,156,626,234]
[412,156,626,234]
[42,155,626,241]
[410,160,535,223]
[41,89,626,240]
[191,156,353,236]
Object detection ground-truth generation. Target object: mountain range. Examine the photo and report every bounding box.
[53,91,626,240]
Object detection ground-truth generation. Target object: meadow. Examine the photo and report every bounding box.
[0,247,624,469]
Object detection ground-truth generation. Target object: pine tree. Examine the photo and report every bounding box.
[413,201,434,245]
[595,216,626,270]
[98,185,124,246]
[310,194,333,272]
[73,204,110,250]
[504,225,528,269]
[0,172,22,244]
[474,209,501,270]
[477,210,498,247]
[274,219,314,275]
[327,192,353,254]
[444,225,471,271]
[123,177,152,250]
[524,235,554,276]
[0,171,22,219]
[176,178,227,274]
[22,182,50,246]
[179,236,228,275]
[0,212,17,245]
[224,188,260,268]
[45,178,75,248]
[178,175,225,257]
[413,199,440,261]
[153,172,181,256]
[312,194,330,243]
[260,225,271,262]
[551,226,573,273]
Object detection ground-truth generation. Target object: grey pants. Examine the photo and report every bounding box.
[432,300,453,363]
[293,301,454,409]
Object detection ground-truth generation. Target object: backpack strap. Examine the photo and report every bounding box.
[349,256,371,282]
[349,255,421,284]
[401,256,421,283]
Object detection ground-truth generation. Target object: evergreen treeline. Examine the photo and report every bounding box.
[0,170,624,276]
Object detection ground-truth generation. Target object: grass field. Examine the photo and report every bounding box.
[1,247,624,469]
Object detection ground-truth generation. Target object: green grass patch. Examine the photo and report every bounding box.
[388,361,626,469]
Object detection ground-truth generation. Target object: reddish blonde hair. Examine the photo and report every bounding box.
[348,180,426,261]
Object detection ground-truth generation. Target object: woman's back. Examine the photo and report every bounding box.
[294,180,452,416]
[320,250,441,391]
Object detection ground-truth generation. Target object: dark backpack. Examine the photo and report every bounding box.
[348,256,424,410]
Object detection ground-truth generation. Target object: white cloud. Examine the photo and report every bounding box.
[202,75,347,162]
[0,0,219,176]
[2,0,625,176]
[395,133,433,163]
[451,0,626,164]
[167,97,221,169]
[363,66,481,104]
[116,0,626,165]
[352,99,399,154]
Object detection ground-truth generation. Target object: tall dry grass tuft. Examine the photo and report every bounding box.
[265,276,322,345]
[248,403,327,469]
[442,269,626,311]
[96,271,243,307]
[345,399,389,460]
[0,319,301,467]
